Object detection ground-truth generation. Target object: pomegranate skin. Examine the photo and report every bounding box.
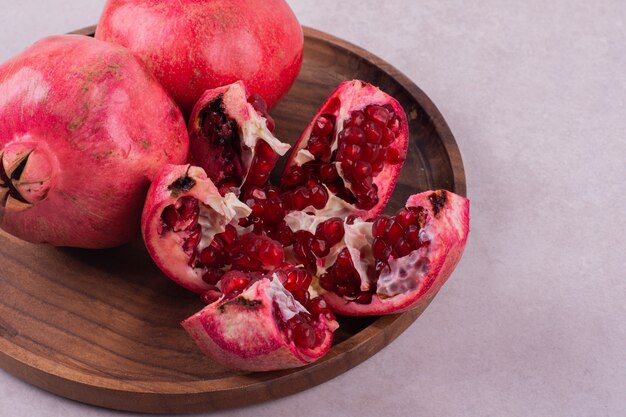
[0,35,189,248]
[183,277,338,371]
[320,190,470,316]
[96,0,304,117]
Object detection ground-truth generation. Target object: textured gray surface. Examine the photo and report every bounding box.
[1,1,625,416]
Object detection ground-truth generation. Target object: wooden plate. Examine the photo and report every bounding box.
[0,26,465,414]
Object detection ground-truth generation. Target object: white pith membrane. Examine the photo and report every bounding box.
[265,275,308,321]
[218,82,291,187]
[290,80,396,217]
[196,192,251,252]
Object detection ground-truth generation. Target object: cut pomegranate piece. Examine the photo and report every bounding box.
[281,80,409,219]
[188,81,290,196]
[183,271,338,371]
[285,190,469,316]
[141,163,272,293]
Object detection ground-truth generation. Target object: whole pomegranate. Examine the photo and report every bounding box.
[0,35,189,248]
[96,0,304,116]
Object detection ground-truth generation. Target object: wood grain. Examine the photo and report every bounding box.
[0,26,465,413]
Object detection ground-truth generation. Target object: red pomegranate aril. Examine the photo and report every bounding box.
[372,215,391,238]
[183,224,202,253]
[319,163,339,183]
[313,115,335,137]
[273,222,295,246]
[319,273,335,291]
[343,144,361,161]
[221,271,251,295]
[353,160,372,178]
[372,237,391,260]
[311,239,330,257]
[365,105,391,127]
[340,159,354,174]
[386,221,405,245]
[335,248,353,269]
[405,224,421,248]
[293,321,317,349]
[380,127,395,146]
[362,143,381,162]
[200,286,223,304]
[394,238,413,258]
[263,197,285,223]
[292,289,310,306]
[359,186,379,210]
[395,207,418,228]
[291,187,311,210]
[202,269,223,286]
[309,185,329,209]
[346,110,365,127]
[315,217,345,246]
[282,166,304,187]
[388,115,401,134]
[341,127,365,145]
[260,240,285,267]
[354,291,373,304]
[386,147,404,164]
[199,245,220,266]
[363,121,382,144]
[307,136,330,158]
[308,297,334,319]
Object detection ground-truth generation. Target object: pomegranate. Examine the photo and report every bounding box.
[95,0,304,116]
[281,80,409,219]
[0,35,188,248]
[284,190,470,316]
[183,270,338,371]
[187,81,290,196]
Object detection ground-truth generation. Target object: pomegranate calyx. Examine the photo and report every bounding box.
[0,140,57,210]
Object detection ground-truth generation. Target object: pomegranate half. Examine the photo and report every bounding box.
[96,0,304,116]
[0,35,188,248]
[285,190,470,316]
[281,80,409,219]
[183,270,338,371]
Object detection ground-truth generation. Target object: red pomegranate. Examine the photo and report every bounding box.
[281,80,409,219]
[95,0,304,117]
[285,190,470,316]
[0,35,188,248]
[187,81,290,196]
[183,270,338,372]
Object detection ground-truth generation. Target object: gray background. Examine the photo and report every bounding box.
[1,1,625,416]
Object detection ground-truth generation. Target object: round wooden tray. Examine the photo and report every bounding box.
[0,26,465,414]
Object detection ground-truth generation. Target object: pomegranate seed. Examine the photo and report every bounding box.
[319,163,339,183]
[313,114,335,137]
[263,197,285,224]
[161,196,199,231]
[199,245,220,266]
[365,105,391,127]
[354,291,373,304]
[363,121,382,144]
[316,217,345,245]
[293,321,316,349]
[221,272,251,295]
[202,268,222,285]
[343,144,361,161]
[282,166,304,187]
[386,147,404,164]
[372,215,391,238]
[311,239,330,257]
[246,197,265,218]
[259,240,284,267]
[340,159,354,174]
[335,248,353,269]
[255,139,275,160]
[307,136,330,158]
[346,110,365,127]
[386,221,404,245]
[341,127,365,145]
[353,160,372,178]
[362,142,381,162]
[346,214,357,225]
[388,115,401,134]
[309,185,329,209]
[394,238,413,258]
[292,289,310,306]
[200,286,223,304]
[319,273,335,291]
[183,224,202,253]
[291,187,311,210]
[372,237,391,260]
[247,93,268,113]
[405,224,420,248]
[395,208,418,228]
[273,222,295,246]
[380,127,395,146]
